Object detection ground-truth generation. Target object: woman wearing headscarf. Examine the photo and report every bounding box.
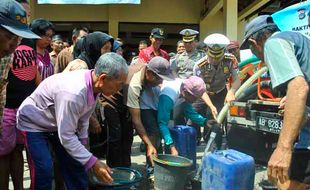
[63,31,114,71]
[63,31,114,160]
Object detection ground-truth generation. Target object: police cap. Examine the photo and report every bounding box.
[204,33,230,59]
[179,29,199,42]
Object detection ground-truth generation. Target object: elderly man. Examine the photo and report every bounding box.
[16,53,128,189]
[242,15,310,190]
[49,34,64,65]
[126,56,174,178]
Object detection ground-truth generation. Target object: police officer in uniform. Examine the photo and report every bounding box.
[171,29,206,79]
[194,33,241,117]
[171,29,205,144]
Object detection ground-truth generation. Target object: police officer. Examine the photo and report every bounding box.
[171,29,206,79]
[194,33,241,120]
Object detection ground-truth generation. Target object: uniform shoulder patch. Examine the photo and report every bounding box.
[198,60,208,68]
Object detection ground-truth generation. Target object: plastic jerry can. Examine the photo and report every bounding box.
[169,125,197,170]
[202,149,255,190]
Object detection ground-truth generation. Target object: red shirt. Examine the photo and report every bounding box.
[138,45,169,63]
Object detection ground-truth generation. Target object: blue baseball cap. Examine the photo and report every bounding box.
[151,28,165,39]
[0,0,40,39]
[241,15,276,49]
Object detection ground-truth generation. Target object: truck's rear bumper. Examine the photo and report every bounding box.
[227,124,279,165]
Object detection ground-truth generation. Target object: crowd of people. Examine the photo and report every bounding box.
[0,0,309,190]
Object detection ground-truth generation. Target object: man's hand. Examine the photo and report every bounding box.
[170,145,178,156]
[146,144,157,167]
[279,96,287,109]
[89,124,102,134]
[210,106,218,120]
[92,160,113,184]
[225,90,236,106]
[267,147,292,184]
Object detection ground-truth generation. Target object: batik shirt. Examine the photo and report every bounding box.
[0,55,12,126]
[37,49,54,80]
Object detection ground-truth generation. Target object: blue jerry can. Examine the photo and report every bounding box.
[202,149,255,190]
[169,125,197,170]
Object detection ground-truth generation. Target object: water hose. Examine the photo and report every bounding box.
[194,132,216,180]
[216,66,268,124]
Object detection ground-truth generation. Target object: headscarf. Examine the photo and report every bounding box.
[112,40,122,52]
[77,31,114,69]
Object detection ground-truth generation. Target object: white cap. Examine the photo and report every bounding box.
[204,33,230,59]
[204,33,230,48]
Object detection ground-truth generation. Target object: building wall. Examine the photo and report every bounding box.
[32,0,201,23]
[199,11,248,43]
[31,0,247,43]
[200,11,224,40]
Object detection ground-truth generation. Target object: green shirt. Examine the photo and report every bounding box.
[158,95,206,145]
[264,38,303,89]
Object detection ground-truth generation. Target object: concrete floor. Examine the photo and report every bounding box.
[9,135,270,190]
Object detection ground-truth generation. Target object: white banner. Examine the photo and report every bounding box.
[38,0,140,4]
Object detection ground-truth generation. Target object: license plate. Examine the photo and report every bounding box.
[257,116,282,134]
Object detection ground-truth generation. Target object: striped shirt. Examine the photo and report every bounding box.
[37,50,54,80]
